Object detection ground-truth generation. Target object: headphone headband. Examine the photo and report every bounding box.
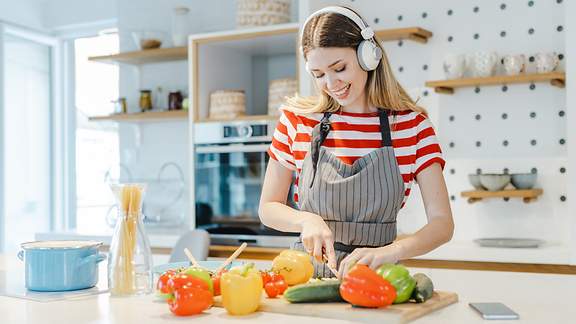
[301,6,374,41]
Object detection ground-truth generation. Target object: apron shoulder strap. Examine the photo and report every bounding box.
[378,109,393,147]
[309,112,332,187]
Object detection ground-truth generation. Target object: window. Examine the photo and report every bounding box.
[74,32,120,233]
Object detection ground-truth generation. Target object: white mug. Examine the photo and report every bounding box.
[502,54,526,76]
[443,53,466,79]
[534,52,559,73]
[467,51,499,78]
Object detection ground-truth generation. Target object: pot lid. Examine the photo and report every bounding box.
[21,240,103,250]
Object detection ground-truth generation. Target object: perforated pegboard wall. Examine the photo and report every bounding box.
[302,0,569,261]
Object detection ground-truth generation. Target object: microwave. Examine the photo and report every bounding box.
[192,120,298,247]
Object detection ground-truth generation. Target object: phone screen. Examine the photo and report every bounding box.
[469,302,519,320]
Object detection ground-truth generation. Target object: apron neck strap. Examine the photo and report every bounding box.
[378,110,393,147]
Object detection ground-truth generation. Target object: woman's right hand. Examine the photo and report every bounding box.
[298,211,337,269]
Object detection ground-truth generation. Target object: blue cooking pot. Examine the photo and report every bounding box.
[18,240,107,292]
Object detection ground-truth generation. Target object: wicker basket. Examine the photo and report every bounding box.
[209,90,246,119]
[236,0,291,28]
[268,78,297,116]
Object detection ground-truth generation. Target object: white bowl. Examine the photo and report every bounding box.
[468,174,485,190]
[479,174,511,191]
[510,173,537,189]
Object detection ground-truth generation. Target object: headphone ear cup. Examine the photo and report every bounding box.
[357,40,382,71]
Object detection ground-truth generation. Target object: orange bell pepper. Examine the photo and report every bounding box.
[339,264,396,308]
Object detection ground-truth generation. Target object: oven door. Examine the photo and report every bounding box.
[194,143,297,240]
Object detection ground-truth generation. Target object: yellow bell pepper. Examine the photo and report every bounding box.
[271,249,314,286]
[220,263,262,315]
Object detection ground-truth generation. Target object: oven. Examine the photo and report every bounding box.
[192,120,298,247]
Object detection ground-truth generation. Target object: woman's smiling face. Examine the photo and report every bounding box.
[306,47,368,109]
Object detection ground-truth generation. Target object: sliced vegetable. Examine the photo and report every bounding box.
[284,278,343,303]
[221,263,263,315]
[340,264,396,308]
[272,250,314,286]
[376,264,416,304]
[411,273,434,303]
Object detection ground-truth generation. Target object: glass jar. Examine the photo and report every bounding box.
[171,6,190,47]
[107,183,153,296]
[139,90,152,112]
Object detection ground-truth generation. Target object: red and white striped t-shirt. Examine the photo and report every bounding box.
[267,108,445,207]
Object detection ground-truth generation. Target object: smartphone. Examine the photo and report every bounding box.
[469,302,519,320]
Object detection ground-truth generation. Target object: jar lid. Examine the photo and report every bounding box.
[21,240,103,250]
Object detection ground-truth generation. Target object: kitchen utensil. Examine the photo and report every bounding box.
[18,240,106,292]
[502,54,526,76]
[467,51,499,77]
[474,238,544,248]
[468,174,485,190]
[183,248,202,268]
[216,242,247,274]
[479,174,511,191]
[442,53,466,79]
[510,173,537,189]
[322,254,340,279]
[131,31,165,50]
[214,291,458,323]
[534,52,559,73]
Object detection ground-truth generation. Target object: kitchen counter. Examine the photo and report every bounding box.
[1,254,574,323]
[36,231,574,265]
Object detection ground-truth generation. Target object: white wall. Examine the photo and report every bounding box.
[565,0,576,264]
[0,0,45,30]
[42,0,117,30]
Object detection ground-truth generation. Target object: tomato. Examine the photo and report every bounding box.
[260,271,272,286]
[270,273,287,295]
[263,272,287,298]
[212,269,227,296]
[168,285,213,316]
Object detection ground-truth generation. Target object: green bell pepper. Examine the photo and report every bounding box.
[376,264,416,304]
[183,266,214,294]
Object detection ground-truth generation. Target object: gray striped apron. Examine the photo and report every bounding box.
[292,110,404,278]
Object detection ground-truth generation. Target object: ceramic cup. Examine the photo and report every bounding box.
[534,52,559,73]
[443,53,466,79]
[502,54,526,76]
[467,51,499,78]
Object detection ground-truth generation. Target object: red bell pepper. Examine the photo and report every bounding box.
[212,269,227,296]
[339,264,396,308]
[166,273,213,316]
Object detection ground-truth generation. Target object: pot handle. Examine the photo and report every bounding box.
[17,250,24,261]
[78,253,107,266]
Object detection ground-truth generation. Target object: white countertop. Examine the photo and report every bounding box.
[1,254,575,324]
[36,231,575,265]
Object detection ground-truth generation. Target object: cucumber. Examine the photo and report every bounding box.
[284,279,343,303]
[411,273,434,303]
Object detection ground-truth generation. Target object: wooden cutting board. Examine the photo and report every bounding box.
[214,290,458,323]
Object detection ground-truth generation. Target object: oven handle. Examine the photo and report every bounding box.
[195,144,270,154]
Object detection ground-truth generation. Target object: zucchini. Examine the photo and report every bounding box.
[284,279,343,303]
[411,273,434,303]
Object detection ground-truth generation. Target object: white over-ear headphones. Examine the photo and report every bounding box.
[302,6,382,71]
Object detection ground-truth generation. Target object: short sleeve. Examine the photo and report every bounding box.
[413,114,445,177]
[268,109,297,171]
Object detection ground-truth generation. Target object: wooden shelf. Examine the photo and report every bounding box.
[88,110,188,122]
[89,47,187,65]
[196,114,278,123]
[426,72,565,94]
[460,189,543,203]
[376,27,433,43]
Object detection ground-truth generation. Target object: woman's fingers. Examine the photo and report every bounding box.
[302,236,313,253]
[312,236,323,262]
[338,250,360,278]
[323,237,337,269]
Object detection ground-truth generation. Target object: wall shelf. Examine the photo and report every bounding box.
[89,47,187,65]
[460,189,543,203]
[376,27,433,43]
[426,72,565,94]
[88,110,188,122]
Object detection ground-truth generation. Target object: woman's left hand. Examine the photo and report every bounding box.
[338,244,403,278]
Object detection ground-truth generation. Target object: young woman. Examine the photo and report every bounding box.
[259,6,454,278]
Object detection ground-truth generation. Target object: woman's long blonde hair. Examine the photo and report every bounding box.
[286,7,426,116]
